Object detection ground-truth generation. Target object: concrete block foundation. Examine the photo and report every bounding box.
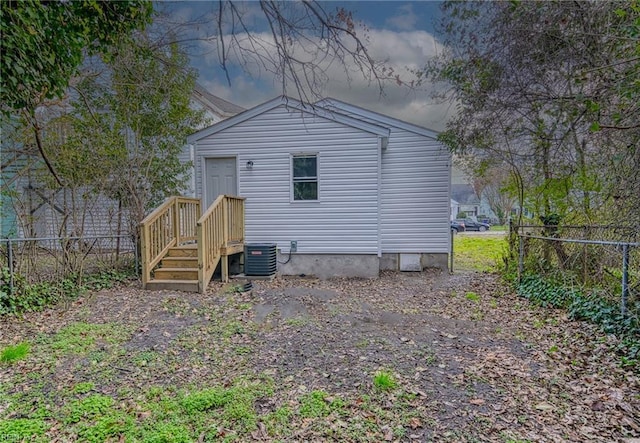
[381,253,449,271]
[275,252,450,278]
[277,253,379,279]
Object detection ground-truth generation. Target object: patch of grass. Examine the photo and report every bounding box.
[220,319,246,338]
[466,291,480,302]
[0,418,48,440]
[234,345,252,355]
[284,316,310,327]
[76,411,133,443]
[139,422,192,443]
[179,378,273,433]
[181,387,229,413]
[0,341,30,364]
[64,394,115,424]
[373,370,397,391]
[133,350,161,367]
[501,433,533,443]
[454,235,506,272]
[298,390,344,418]
[72,382,95,395]
[263,406,293,436]
[48,322,129,355]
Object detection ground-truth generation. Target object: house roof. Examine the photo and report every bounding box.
[315,98,440,139]
[192,83,246,117]
[187,96,390,143]
[451,184,479,205]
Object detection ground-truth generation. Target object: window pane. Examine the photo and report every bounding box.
[293,156,317,178]
[293,181,318,200]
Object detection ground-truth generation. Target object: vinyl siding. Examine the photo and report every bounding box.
[194,105,379,254]
[7,181,133,249]
[314,102,451,254]
[178,107,227,198]
[381,129,450,253]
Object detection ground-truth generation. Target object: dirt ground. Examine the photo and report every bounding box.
[1,269,639,442]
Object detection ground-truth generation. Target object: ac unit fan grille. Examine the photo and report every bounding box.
[245,243,277,276]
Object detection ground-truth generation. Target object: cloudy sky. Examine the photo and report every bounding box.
[163,1,450,131]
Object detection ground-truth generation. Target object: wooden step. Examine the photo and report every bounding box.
[160,257,198,268]
[153,267,198,280]
[166,245,198,257]
[145,279,199,292]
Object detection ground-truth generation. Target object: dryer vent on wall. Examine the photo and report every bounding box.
[245,243,277,276]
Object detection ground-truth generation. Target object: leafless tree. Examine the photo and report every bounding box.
[152,1,394,103]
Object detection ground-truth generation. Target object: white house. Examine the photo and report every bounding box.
[186,96,451,278]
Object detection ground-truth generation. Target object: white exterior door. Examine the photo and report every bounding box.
[205,157,237,208]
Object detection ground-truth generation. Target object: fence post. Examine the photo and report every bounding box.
[134,239,139,278]
[7,239,14,294]
[450,228,454,273]
[518,236,524,283]
[621,243,629,317]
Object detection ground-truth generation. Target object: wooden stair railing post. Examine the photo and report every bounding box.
[173,198,180,246]
[197,219,205,293]
[140,223,150,287]
[222,196,230,283]
[240,198,245,243]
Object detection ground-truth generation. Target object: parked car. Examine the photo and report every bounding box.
[459,218,490,232]
[451,220,464,233]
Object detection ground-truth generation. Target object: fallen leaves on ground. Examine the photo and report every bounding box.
[0,271,638,442]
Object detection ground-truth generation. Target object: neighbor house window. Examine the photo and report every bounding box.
[292,154,318,200]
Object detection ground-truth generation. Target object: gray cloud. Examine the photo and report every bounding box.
[195,24,451,131]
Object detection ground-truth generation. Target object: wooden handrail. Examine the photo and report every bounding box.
[140,194,243,292]
[225,196,246,243]
[197,195,245,291]
[140,196,200,286]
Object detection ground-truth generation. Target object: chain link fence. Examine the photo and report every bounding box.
[511,224,639,317]
[1,235,137,293]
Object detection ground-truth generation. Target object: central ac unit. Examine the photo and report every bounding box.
[245,243,277,276]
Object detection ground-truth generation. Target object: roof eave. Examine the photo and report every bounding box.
[187,96,390,143]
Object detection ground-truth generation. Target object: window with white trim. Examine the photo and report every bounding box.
[292,154,318,201]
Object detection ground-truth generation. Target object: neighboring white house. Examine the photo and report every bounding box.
[186,96,451,278]
[178,84,245,196]
[2,84,244,241]
[450,199,460,220]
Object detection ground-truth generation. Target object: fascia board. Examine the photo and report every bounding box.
[187,96,390,144]
[316,98,440,139]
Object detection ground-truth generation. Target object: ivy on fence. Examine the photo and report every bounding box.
[519,274,639,367]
